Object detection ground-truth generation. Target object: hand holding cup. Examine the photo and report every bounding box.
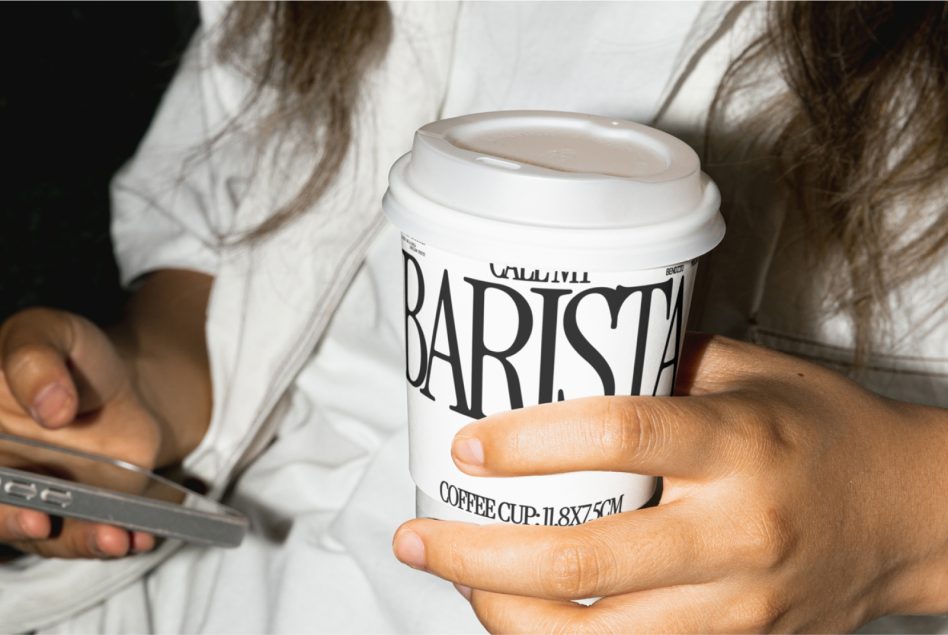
[384,111,725,523]
[394,334,948,632]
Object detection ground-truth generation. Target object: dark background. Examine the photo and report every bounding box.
[0,2,199,325]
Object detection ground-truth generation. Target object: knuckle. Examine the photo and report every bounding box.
[1,308,77,361]
[599,398,671,466]
[701,334,745,371]
[740,506,796,570]
[595,399,641,462]
[58,521,103,559]
[507,423,528,463]
[5,343,52,377]
[3,307,53,331]
[702,333,736,356]
[709,335,770,366]
[65,530,92,559]
[0,508,30,541]
[634,400,675,464]
[737,589,788,632]
[543,539,607,599]
[544,542,586,597]
[441,535,475,584]
[1,309,59,345]
[727,397,785,467]
[6,540,38,558]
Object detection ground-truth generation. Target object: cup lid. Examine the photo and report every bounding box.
[384,110,724,270]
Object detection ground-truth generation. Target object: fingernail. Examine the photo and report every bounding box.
[393,530,426,570]
[31,383,73,427]
[452,437,484,467]
[454,583,472,601]
[131,531,155,554]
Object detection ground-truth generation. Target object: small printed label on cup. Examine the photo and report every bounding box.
[402,233,697,523]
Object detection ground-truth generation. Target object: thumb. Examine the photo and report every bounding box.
[0,309,124,429]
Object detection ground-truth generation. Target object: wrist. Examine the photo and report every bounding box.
[130,344,210,468]
[107,270,213,469]
[875,401,948,617]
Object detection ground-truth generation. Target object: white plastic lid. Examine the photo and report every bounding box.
[384,111,724,270]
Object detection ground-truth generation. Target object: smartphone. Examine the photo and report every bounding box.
[0,432,247,548]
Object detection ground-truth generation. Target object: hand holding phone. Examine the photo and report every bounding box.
[0,308,176,557]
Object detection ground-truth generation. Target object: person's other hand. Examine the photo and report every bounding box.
[0,308,160,559]
[394,334,948,632]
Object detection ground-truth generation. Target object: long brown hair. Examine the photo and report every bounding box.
[214,1,392,239]
[219,1,946,360]
[711,2,947,359]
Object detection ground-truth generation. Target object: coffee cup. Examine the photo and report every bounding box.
[383,110,724,525]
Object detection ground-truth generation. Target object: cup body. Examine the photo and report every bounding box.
[383,111,724,524]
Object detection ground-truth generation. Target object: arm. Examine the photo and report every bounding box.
[0,2,258,562]
[111,269,213,468]
[394,334,948,631]
[0,268,213,558]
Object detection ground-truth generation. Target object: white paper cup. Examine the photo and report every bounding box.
[382,111,724,525]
